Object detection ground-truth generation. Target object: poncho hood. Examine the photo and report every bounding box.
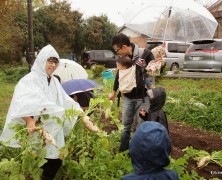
[32,44,60,76]
[129,121,171,174]
[7,44,71,119]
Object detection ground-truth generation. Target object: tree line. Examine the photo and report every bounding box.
[0,0,118,64]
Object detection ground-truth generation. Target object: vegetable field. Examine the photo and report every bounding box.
[0,67,222,179]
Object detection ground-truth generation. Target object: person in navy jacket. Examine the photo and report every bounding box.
[120,121,179,180]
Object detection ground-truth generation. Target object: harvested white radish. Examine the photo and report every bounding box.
[105,100,114,119]
[39,128,58,149]
[83,116,100,132]
[109,100,113,105]
[198,156,211,168]
[105,109,111,119]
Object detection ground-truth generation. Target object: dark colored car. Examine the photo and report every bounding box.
[81,50,117,69]
[183,39,222,72]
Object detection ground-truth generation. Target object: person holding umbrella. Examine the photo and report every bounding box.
[0,45,93,180]
[61,79,100,111]
[70,91,95,111]
[109,33,155,152]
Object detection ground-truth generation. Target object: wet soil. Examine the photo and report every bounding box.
[103,120,222,179]
[169,121,222,179]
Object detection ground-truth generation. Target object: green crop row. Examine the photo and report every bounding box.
[159,78,222,134]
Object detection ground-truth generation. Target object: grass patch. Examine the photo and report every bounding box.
[0,82,15,129]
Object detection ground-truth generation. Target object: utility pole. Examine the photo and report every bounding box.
[27,0,34,71]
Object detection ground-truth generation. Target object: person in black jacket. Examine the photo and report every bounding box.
[109,33,155,152]
[139,87,169,132]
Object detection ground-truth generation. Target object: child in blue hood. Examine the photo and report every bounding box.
[120,121,179,180]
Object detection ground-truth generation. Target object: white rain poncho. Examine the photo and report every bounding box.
[0,45,82,159]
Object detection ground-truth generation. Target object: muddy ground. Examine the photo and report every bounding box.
[169,121,222,179]
[103,121,222,179]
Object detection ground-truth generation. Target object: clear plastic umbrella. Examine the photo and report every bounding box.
[53,59,88,83]
[122,0,218,42]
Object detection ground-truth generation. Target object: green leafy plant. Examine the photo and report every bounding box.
[183,146,222,168]
[91,64,106,78]
[167,155,206,180]
[161,79,222,134]
[2,66,29,83]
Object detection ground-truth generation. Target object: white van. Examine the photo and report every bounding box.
[147,41,191,71]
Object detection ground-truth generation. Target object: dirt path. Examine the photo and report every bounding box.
[169,121,222,179]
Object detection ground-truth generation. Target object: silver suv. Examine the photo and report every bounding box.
[183,39,222,72]
[147,41,190,71]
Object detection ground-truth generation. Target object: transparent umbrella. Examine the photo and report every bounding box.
[53,59,88,83]
[122,0,218,42]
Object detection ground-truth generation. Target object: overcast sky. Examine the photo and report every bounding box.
[69,0,218,27]
[69,0,144,26]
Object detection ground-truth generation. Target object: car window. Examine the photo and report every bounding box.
[147,42,163,50]
[96,52,104,58]
[214,41,222,50]
[188,43,215,51]
[168,43,178,52]
[167,43,189,53]
[82,53,89,59]
[90,52,96,58]
[177,44,190,53]
[104,51,115,58]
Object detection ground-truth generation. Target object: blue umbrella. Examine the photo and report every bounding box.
[61,79,100,95]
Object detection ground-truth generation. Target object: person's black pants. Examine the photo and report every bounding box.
[41,158,62,180]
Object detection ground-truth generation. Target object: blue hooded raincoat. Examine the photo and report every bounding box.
[120,121,179,180]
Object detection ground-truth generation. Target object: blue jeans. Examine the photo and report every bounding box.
[119,96,150,152]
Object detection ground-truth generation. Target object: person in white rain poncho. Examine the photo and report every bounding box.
[0,45,83,179]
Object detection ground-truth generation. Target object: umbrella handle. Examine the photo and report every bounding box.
[168,7,172,18]
[163,7,172,42]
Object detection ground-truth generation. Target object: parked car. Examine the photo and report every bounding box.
[81,50,117,69]
[147,41,190,71]
[183,39,222,72]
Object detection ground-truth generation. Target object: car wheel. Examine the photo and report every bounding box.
[170,63,179,71]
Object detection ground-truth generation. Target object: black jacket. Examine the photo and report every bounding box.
[113,43,154,99]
